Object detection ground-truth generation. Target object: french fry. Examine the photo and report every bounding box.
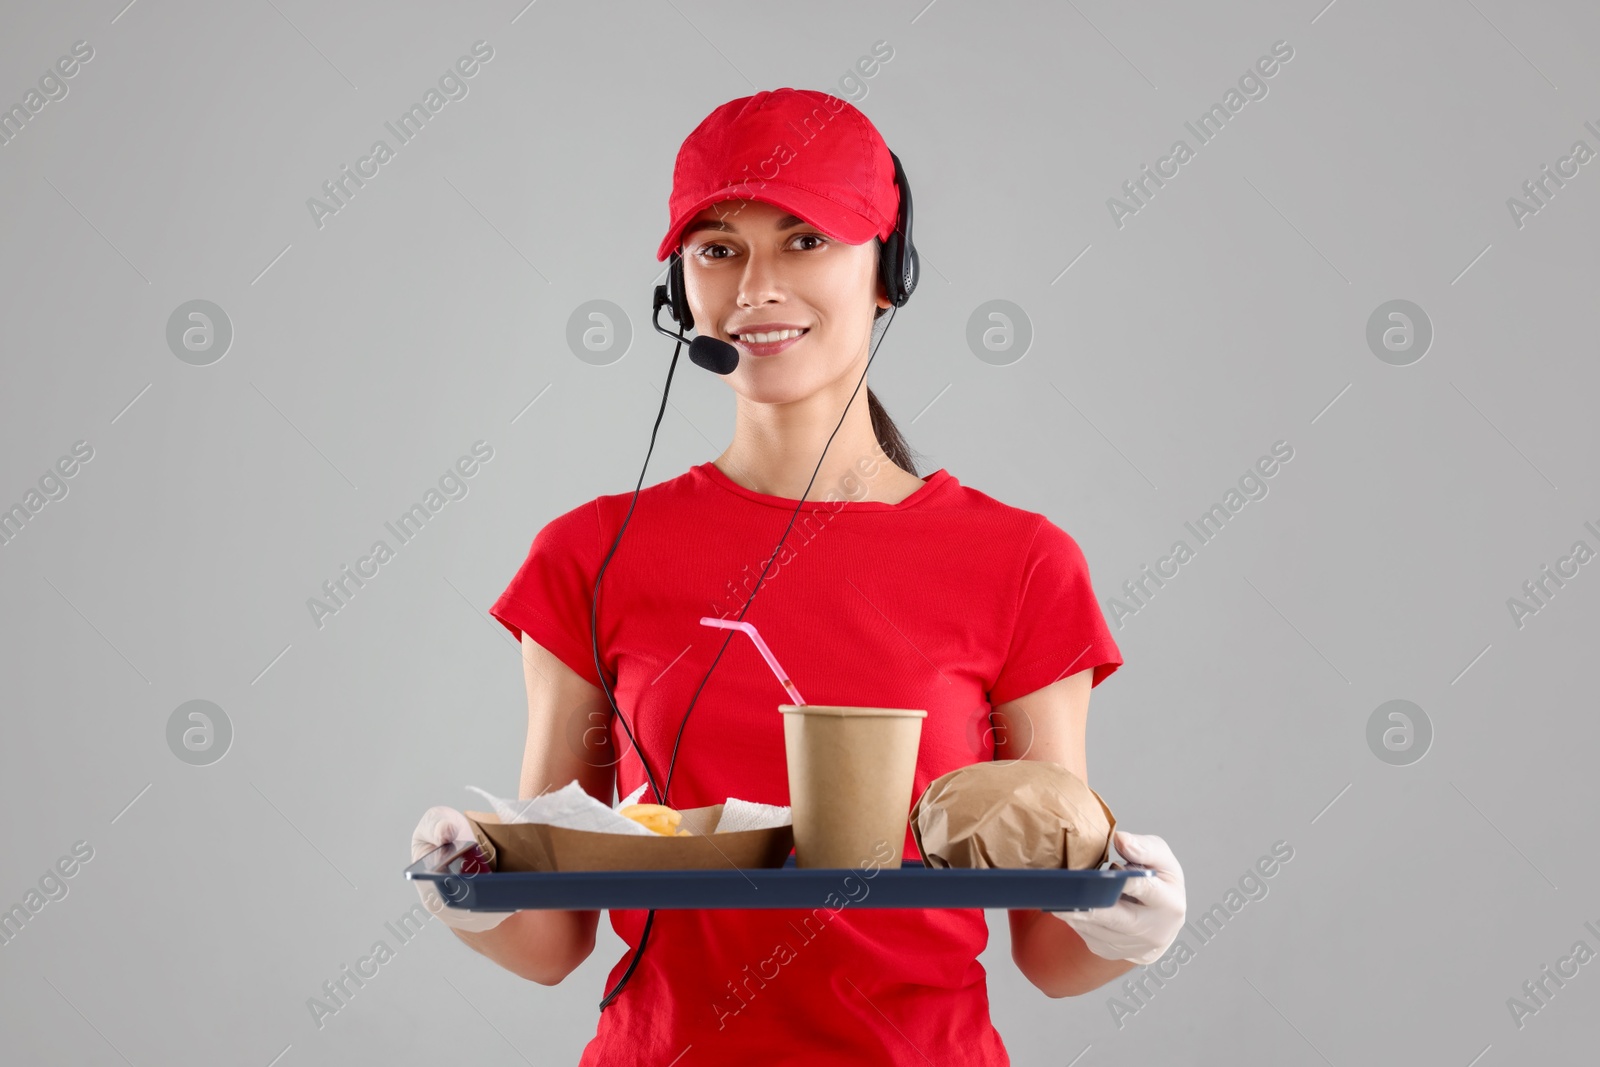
[619,803,685,837]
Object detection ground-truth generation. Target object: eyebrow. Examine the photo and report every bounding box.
[685,212,809,235]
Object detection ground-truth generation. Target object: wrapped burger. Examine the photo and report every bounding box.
[910,760,1116,869]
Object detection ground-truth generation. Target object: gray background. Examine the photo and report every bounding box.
[2,0,1597,1064]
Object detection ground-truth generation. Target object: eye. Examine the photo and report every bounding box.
[694,242,732,260]
[793,233,829,251]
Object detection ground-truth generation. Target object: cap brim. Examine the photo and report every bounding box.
[657,182,884,261]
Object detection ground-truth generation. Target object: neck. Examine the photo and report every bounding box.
[715,384,909,504]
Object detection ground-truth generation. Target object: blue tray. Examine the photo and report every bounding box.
[405,840,1153,912]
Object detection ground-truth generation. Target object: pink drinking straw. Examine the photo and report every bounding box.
[699,617,806,706]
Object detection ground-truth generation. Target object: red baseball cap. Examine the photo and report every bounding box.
[656,87,900,262]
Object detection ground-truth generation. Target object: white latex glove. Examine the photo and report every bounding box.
[1051,831,1186,966]
[410,805,512,934]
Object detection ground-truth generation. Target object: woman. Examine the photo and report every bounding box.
[410,88,1186,1065]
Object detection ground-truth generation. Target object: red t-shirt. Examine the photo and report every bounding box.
[489,460,1122,1066]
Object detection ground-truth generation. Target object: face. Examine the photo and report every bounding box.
[679,199,890,405]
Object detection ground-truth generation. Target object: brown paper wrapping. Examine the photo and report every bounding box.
[909,760,1116,870]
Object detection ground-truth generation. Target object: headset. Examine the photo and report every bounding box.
[587,150,918,1010]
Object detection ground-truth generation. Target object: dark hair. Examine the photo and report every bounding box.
[866,234,919,477]
[866,304,918,477]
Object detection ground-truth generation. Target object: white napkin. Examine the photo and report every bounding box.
[465,782,791,835]
[465,782,658,836]
[715,797,792,833]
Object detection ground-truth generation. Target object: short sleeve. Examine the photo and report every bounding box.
[489,500,606,689]
[988,517,1123,706]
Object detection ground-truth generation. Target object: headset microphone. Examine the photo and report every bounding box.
[651,284,740,375]
[592,147,917,1012]
[689,336,740,375]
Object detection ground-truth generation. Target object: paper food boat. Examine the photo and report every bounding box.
[464,805,795,872]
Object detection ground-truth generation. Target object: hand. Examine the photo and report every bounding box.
[410,806,512,934]
[1051,831,1186,966]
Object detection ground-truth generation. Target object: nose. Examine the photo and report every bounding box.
[735,246,786,314]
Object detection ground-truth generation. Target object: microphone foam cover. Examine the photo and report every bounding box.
[689,336,740,375]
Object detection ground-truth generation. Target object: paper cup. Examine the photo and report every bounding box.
[779,705,927,870]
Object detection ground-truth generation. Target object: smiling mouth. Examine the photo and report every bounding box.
[731,328,810,343]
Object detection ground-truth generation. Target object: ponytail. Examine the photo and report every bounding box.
[867,304,919,477]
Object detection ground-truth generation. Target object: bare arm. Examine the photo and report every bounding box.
[996,668,1138,998]
[448,633,616,985]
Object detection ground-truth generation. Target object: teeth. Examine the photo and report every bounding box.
[739,329,806,343]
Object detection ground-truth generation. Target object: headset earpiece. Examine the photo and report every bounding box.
[665,250,694,332]
[879,150,918,308]
[659,251,691,331]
